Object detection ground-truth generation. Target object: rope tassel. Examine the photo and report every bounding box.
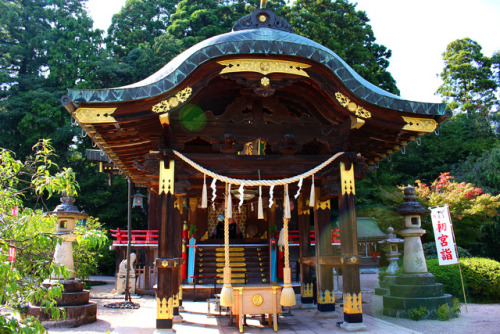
[201,174,207,208]
[309,175,315,208]
[258,186,264,219]
[220,183,234,307]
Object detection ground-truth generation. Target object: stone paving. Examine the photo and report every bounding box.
[48,275,421,334]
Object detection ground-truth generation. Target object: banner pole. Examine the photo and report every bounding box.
[446,205,468,313]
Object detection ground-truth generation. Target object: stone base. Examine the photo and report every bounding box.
[28,302,97,328]
[340,321,367,332]
[383,273,453,319]
[300,302,316,309]
[314,310,338,318]
[29,279,97,327]
[173,314,183,323]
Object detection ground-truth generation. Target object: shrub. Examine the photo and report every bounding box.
[436,298,461,320]
[427,257,500,303]
[423,242,472,259]
[436,304,451,320]
[409,306,428,321]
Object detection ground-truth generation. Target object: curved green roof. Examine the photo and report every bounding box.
[69,27,446,116]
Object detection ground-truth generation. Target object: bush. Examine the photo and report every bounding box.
[436,298,461,320]
[423,242,472,259]
[409,306,428,321]
[427,257,500,303]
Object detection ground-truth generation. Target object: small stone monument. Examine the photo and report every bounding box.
[383,186,453,318]
[28,192,97,327]
[116,253,137,294]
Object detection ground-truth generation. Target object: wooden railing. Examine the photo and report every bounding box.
[111,228,340,245]
[280,227,341,245]
[110,229,159,245]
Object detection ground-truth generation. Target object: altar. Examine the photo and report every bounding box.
[231,285,282,332]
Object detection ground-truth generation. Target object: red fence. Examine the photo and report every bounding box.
[285,227,340,245]
[110,229,159,245]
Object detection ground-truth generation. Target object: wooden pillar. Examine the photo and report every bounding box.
[155,159,182,331]
[298,194,313,305]
[313,187,335,312]
[338,161,364,327]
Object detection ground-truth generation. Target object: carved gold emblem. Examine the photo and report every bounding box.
[402,116,438,133]
[218,59,311,77]
[74,108,117,124]
[335,92,371,119]
[261,76,270,87]
[152,87,192,114]
[252,294,264,306]
[259,14,267,22]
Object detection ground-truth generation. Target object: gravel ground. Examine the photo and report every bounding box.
[46,275,500,334]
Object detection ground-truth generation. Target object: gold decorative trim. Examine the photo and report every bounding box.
[252,294,264,306]
[174,196,184,214]
[218,59,311,77]
[261,76,270,87]
[159,160,175,195]
[335,92,371,119]
[350,115,365,129]
[315,199,331,210]
[173,293,179,308]
[152,87,193,114]
[157,297,174,319]
[74,108,117,124]
[301,283,313,298]
[344,292,362,314]
[340,162,355,196]
[402,116,438,133]
[318,289,335,304]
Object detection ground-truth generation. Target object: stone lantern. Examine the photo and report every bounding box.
[51,191,88,279]
[395,186,429,273]
[375,227,404,297]
[28,191,97,327]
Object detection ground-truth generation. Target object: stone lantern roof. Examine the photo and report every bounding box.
[395,186,430,216]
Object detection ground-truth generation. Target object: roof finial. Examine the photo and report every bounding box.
[260,0,267,9]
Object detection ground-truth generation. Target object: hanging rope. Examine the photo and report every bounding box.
[173,150,345,187]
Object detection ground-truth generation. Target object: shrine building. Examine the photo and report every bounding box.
[64,7,449,332]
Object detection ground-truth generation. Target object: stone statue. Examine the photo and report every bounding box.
[118,253,136,274]
[116,253,137,294]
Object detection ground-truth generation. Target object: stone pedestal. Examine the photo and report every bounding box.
[116,274,137,294]
[383,273,453,318]
[28,280,97,327]
[53,234,76,279]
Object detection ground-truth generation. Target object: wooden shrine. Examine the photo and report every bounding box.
[64,6,449,332]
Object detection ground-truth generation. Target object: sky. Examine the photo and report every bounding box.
[86,0,500,103]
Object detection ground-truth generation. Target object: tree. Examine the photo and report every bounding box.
[287,0,399,94]
[437,38,498,133]
[106,0,178,58]
[413,173,500,250]
[0,0,102,158]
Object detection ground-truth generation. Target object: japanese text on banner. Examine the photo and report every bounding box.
[430,206,458,265]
